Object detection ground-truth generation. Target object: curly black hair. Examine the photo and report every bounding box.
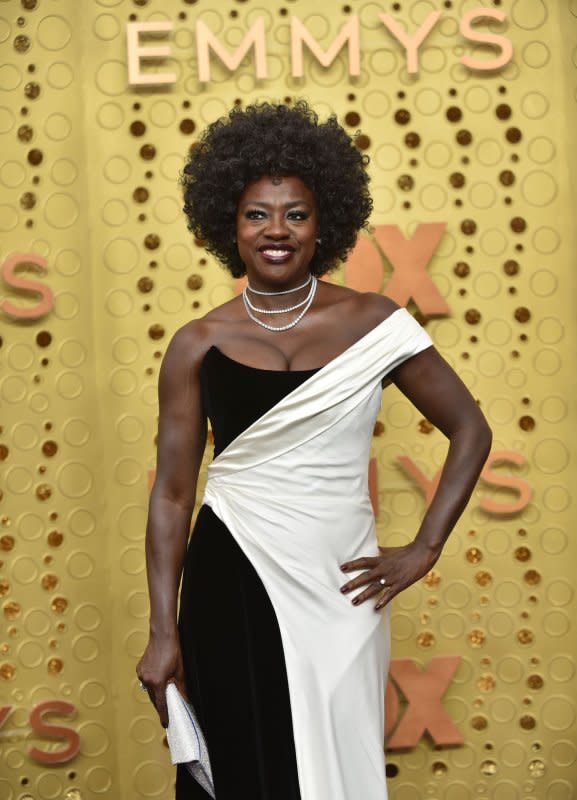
[180,100,373,278]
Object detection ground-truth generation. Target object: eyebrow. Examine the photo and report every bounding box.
[241,200,312,209]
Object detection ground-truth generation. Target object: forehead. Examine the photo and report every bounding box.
[239,175,315,206]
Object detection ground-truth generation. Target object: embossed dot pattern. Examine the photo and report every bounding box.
[0,1,575,798]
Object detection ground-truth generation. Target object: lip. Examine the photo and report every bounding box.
[258,247,295,263]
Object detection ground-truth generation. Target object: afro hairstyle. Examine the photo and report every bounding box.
[180,100,373,278]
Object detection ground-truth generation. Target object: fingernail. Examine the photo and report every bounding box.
[352,597,359,605]
[341,585,349,594]
[340,565,348,572]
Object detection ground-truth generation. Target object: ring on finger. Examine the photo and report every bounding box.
[378,577,388,588]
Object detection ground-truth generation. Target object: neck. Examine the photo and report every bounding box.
[246,273,312,297]
[242,275,318,333]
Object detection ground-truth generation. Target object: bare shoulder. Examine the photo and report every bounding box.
[161,296,243,376]
[319,282,401,331]
[354,291,402,326]
[160,318,214,380]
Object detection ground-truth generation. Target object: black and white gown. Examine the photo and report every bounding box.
[176,308,433,800]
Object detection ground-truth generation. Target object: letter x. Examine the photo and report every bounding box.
[374,223,449,316]
[387,656,463,748]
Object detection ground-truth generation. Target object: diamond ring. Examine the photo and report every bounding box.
[379,578,388,587]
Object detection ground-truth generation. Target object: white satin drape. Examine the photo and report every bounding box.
[203,308,433,800]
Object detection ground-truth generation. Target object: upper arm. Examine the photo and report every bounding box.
[389,345,492,441]
[152,323,208,509]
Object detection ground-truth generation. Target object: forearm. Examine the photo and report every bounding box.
[413,421,492,555]
[145,491,194,640]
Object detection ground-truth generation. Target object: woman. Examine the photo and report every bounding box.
[136,101,492,800]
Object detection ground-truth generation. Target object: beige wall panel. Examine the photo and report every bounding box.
[0,1,575,798]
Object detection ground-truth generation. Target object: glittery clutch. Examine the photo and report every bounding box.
[165,682,215,798]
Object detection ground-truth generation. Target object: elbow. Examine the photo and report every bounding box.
[469,416,492,464]
[479,420,493,458]
[150,481,196,514]
[451,416,492,463]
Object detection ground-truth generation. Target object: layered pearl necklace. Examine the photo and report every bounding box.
[242,274,317,332]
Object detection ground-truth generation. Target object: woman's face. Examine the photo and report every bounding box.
[236,175,318,290]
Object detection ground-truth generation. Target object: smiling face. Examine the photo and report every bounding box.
[236,175,318,291]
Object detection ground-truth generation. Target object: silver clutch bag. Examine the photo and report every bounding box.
[165,682,215,798]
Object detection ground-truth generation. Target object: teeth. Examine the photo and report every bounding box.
[262,249,291,257]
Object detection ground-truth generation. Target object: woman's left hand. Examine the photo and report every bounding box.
[340,540,441,610]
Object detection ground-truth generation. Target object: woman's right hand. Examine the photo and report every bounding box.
[136,634,188,728]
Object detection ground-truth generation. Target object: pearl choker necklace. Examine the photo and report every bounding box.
[242,275,317,332]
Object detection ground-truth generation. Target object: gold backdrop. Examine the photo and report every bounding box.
[1,1,576,798]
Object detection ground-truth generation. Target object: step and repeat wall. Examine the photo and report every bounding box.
[1,1,576,798]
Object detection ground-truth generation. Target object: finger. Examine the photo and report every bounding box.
[340,569,382,594]
[351,580,388,606]
[340,556,378,573]
[153,689,169,728]
[375,586,394,610]
[137,676,151,696]
[142,681,169,727]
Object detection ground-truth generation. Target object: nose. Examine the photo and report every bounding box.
[264,212,290,240]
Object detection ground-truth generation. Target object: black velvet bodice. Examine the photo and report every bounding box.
[178,344,317,799]
[200,345,319,457]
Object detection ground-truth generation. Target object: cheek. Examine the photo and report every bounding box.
[304,223,318,247]
[235,226,257,263]
[236,221,254,245]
